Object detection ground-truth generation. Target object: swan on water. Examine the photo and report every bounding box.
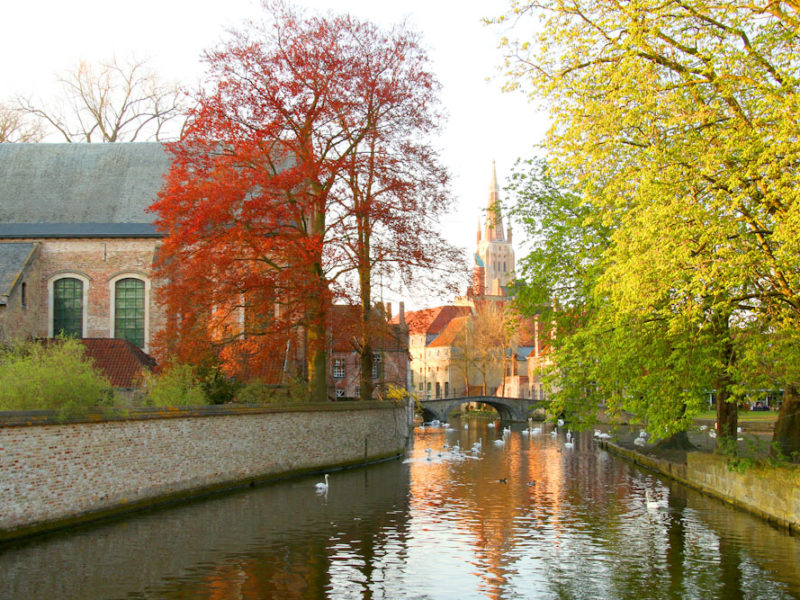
[315,474,329,492]
[645,490,660,510]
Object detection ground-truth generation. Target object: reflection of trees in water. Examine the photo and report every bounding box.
[3,424,799,599]
[0,460,412,600]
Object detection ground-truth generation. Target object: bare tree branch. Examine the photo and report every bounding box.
[16,56,186,142]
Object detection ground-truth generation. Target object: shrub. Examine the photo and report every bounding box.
[0,338,112,417]
[140,361,208,407]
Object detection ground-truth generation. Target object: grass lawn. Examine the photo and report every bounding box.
[694,409,777,423]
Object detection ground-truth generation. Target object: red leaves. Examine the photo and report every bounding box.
[150,3,459,388]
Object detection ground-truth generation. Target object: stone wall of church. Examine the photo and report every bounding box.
[6,237,165,352]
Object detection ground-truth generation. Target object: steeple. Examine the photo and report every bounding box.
[484,160,504,242]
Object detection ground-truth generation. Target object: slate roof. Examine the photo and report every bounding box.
[79,338,157,388]
[0,242,37,304]
[0,143,170,236]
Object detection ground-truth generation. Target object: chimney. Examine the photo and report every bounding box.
[399,301,405,325]
[507,226,512,243]
[385,302,392,319]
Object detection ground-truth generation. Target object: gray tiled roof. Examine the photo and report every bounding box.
[0,242,36,303]
[0,143,170,232]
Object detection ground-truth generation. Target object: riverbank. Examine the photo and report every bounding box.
[601,440,800,534]
[0,400,414,542]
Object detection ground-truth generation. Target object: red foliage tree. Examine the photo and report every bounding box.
[150,1,460,401]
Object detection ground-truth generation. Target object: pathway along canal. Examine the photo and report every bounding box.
[2,418,799,599]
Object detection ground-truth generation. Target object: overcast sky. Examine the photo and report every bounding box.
[1,0,548,310]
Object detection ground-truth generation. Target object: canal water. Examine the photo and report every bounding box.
[2,418,799,599]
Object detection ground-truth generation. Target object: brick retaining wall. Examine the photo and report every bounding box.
[0,401,413,541]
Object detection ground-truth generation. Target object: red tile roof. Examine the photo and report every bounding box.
[401,305,472,335]
[79,338,157,388]
[427,315,470,348]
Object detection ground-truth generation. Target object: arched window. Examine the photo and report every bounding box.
[53,277,84,338]
[114,278,145,348]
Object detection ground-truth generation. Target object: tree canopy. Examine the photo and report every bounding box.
[151,1,458,401]
[496,1,800,456]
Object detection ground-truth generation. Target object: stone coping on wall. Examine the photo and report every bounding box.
[0,400,403,428]
[601,441,800,534]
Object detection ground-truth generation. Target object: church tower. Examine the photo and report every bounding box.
[474,161,515,297]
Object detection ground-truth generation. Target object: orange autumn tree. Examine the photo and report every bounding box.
[151,2,458,401]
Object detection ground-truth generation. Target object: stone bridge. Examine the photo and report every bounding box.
[418,396,549,423]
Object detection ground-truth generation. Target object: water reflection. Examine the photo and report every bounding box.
[1,419,799,599]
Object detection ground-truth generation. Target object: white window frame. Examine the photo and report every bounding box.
[333,358,345,379]
[108,272,151,352]
[48,272,90,338]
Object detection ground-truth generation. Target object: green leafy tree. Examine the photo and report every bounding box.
[0,339,112,417]
[140,362,208,408]
[495,1,800,457]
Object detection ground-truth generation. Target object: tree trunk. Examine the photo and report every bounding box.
[716,386,738,445]
[772,386,800,462]
[713,311,737,450]
[306,294,328,402]
[305,204,328,403]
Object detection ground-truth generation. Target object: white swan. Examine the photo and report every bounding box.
[645,490,660,510]
[315,474,329,492]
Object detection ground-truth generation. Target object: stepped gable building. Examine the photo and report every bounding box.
[0,143,170,354]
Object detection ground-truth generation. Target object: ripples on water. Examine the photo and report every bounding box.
[1,418,799,599]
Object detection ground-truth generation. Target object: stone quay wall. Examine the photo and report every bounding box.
[604,442,800,533]
[0,401,414,541]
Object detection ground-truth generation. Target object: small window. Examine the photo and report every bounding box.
[333,359,345,378]
[372,353,382,379]
[21,282,26,308]
[335,389,345,398]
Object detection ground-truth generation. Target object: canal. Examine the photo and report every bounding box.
[1,418,799,599]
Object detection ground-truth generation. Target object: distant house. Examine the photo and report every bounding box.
[0,143,169,354]
[399,305,473,399]
[329,303,409,400]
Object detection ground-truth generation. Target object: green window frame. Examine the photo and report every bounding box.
[53,277,83,338]
[115,278,145,348]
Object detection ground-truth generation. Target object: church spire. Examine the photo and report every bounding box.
[485,160,504,242]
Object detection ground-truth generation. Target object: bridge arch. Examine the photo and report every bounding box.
[419,396,540,423]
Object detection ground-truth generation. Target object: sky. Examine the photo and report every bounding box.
[0,0,549,310]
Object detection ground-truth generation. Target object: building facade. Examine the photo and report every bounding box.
[0,143,169,353]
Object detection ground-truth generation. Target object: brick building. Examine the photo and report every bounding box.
[328,303,409,399]
[0,143,169,353]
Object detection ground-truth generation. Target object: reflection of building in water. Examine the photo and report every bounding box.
[407,426,569,598]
